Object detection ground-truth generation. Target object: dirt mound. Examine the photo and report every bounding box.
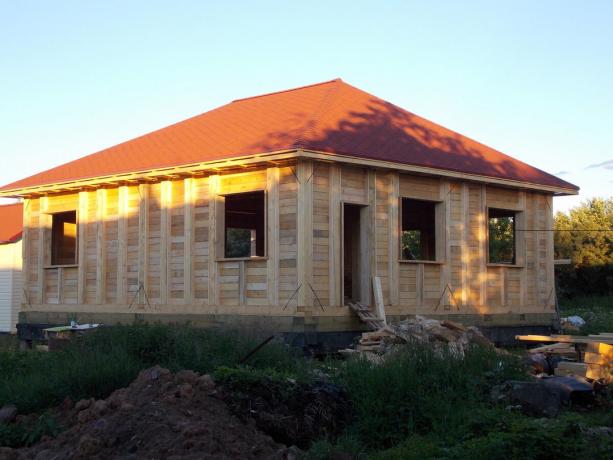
[218,373,350,449]
[1,367,298,459]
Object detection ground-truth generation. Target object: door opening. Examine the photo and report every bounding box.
[343,203,369,305]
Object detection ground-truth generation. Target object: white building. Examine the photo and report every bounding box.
[0,203,22,333]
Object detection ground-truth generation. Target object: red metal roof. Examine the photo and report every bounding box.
[0,79,577,192]
[0,203,23,244]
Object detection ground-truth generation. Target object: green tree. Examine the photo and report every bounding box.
[554,197,613,297]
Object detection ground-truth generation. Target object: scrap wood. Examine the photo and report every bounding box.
[528,342,575,354]
[515,334,613,345]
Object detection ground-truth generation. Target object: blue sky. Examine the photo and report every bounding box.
[1,1,611,212]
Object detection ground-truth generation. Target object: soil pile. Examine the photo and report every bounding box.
[0,367,298,460]
[218,373,350,449]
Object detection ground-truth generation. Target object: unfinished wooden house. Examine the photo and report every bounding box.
[0,79,578,343]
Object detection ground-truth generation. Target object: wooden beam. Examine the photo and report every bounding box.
[329,164,342,307]
[439,180,451,306]
[518,190,527,308]
[159,180,171,305]
[266,167,279,307]
[545,195,555,309]
[461,183,469,307]
[296,160,313,308]
[479,185,487,306]
[137,183,149,306]
[37,196,48,304]
[388,172,399,307]
[95,189,106,304]
[116,186,129,305]
[365,169,377,305]
[77,191,88,304]
[208,175,220,307]
[183,177,194,305]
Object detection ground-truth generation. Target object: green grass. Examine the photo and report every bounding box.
[559,295,613,334]
[1,324,611,457]
[0,323,309,414]
[307,344,613,460]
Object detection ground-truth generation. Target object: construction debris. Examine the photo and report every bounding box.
[518,332,613,383]
[342,315,495,360]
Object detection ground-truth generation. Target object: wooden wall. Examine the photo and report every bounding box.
[20,160,556,325]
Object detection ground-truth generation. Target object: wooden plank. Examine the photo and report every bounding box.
[372,276,386,325]
[37,196,48,304]
[116,186,128,305]
[95,189,106,304]
[555,362,588,377]
[479,185,487,306]
[584,352,609,365]
[208,175,220,306]
[439,180,451,305]
[266,167,279,306]
[297,160,313,308]
[159,181,172,305]
[137,184,149,306]
[461,183,469,307]
[388,172,399,306]
[77,191,88,304]
[329,164,342,307]
[183,177,194,305]
[366,169,376,305]
[516,335,613,345]
[239,260,246,306]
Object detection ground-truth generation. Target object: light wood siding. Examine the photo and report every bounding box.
[18,162,556,327]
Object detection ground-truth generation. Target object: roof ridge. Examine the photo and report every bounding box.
[231,78,341,103]
[292,79,343,149]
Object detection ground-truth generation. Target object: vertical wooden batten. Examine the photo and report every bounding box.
[37,196,49,304]
[95,189,106,305]
[116,186,129,305]
[159,181,172,305]
[461,183,469,307]
[137,184,149,306]
[296,160,313,308]
[439,181,451,306]
[266,167,280,307]
[388,172,399,306]
[545,195,555,309]
[77,191,88,304]
[183,178,194,305]
[329,164,342,307]
[478,185,487,307]
[366,169,377,305]
[518,191,527,309]
[208,175,220,307]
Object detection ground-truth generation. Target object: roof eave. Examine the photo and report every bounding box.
[0,148,579,198]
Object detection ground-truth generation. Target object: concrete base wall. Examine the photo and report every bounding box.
[18,309,557,348]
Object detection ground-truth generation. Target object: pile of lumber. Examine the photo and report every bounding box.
[517,333,612,383]
[343,316,494,360]
[346,301,386,330]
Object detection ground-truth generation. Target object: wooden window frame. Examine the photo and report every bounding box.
[398,197,445,264]
[486,207,522,266]
[216,190,268,261]
[48,210,79,268]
